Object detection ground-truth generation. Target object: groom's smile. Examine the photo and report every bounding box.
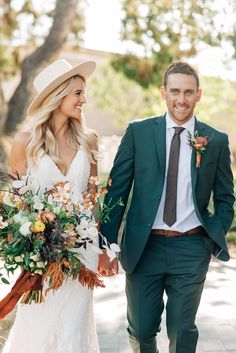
[161,73,202,125]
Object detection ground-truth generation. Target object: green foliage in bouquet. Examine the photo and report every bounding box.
[0,172,122,306]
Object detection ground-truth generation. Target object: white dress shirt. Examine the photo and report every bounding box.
[152,113,201,232]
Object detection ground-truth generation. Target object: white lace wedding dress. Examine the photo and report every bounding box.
[2,147,100,353]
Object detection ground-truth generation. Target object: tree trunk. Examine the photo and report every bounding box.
[0,78,7,130]
[0,77,8,168]
[4,0,79,135]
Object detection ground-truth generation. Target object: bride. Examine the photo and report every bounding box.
[2,59,112,353]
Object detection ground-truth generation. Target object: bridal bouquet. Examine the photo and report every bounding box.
[0,172,121,318]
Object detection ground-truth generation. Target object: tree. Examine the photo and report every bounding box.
[1,0,85,135]
[111,0,236,87]
[91,64,236,156]
[0,0,85,166]
[90,64,165,128]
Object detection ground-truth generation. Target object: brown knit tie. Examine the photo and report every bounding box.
[163,127,185,226]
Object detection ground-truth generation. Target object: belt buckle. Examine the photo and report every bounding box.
[164,229,172,237]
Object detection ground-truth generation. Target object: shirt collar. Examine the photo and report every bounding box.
[166,112,195,133]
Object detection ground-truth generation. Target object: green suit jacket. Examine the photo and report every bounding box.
[101,115,235,273]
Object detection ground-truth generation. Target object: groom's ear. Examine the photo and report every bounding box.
[196,88,202,102]
[160,86,167,100]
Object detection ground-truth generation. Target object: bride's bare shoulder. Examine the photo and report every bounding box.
[12,131,31,146]
[10,132,31,175]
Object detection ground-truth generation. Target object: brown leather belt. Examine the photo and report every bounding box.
[150,226,203,237]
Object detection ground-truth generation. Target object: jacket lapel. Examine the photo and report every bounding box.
[154,114,166,174]
[191,118,206,211]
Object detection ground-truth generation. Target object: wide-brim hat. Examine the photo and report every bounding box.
[27,59,96,115]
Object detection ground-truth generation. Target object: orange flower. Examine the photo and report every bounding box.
[7,234,14,243]
[187,131,209,168]
[38,211,56,223]
[195,137,208,146]
[0,194,4,203]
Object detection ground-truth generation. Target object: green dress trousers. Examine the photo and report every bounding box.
[126,231,211,353]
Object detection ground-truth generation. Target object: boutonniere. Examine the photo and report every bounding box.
[187,131,209,168]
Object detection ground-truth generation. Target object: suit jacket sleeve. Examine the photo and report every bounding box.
[213,135,235,234]
[101,123,135,244]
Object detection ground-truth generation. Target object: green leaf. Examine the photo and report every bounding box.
[33,240,44,250]
[24,252,29,266]
[1,277,10,285]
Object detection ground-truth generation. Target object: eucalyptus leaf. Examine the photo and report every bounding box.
[1,277,10,285]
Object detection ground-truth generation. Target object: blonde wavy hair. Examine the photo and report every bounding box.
[23,75,100,173]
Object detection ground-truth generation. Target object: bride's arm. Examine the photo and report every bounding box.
[87,163,118,276]
[10,132,30,274]
[10,132,30,177]
[87,162,100,225]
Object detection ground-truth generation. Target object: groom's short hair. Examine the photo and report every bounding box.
[163,62,200,89]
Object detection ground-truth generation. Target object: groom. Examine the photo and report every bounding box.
[99,62,235,353]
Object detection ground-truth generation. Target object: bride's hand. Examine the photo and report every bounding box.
[98,251,119,277]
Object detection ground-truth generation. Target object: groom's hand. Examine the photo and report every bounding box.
[98,251,119,277]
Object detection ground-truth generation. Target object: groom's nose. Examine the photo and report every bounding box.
[177,92,185,104]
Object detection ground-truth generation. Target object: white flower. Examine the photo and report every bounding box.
[32,195,44,210]
[12,179,26,189]
[19,222,32,236]
[89,243,103,254]
[76,219,89,238]
[18,185,30,194]
[13,195,20,202]
[15,255,24,262]
[87,226,98,237]
[3,194,15,207]
[27,176,39,193]
[102,243,120,261]
[0,216,8,229]
[47,194,54,205]
[13,212,29,225]
[110,243,120,253]
[34,269,43,275]
[80,209,92,217]
[29,262,35,268]
[64,182,72,191]
[37,261,45,268]
[81,219,89,228]
[30,253,40,261]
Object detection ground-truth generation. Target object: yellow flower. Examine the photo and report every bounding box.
[34,220,46,233]
[15,201,22,208]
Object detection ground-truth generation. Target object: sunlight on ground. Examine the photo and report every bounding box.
[199,260,236,321]
[94,272,127,323]
[1,259,236,352]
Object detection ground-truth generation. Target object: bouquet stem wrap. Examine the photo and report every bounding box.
[0,270,42,320]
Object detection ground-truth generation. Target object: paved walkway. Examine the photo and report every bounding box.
[0,258,235,352]
[95,258,236,353]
